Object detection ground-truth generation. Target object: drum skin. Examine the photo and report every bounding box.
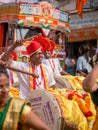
[26,89,63,130]
[54,75,73,90]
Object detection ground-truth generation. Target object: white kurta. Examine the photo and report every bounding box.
[43,58,62,77]
[10,61,56,99]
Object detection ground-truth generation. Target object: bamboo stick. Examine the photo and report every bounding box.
[6,66,39,78]
[22,33,42,42]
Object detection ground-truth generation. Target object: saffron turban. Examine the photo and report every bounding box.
[26,41,42,56]
[33,36,50,52]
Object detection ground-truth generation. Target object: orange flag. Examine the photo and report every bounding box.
[76,0,87,18]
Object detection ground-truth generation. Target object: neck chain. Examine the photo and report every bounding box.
[33,65,44,87]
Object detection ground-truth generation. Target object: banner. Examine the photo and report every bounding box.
[0,0,38,3]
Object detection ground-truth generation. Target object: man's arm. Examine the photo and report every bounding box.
[1,40,23,61]
[56,58,69,75]
[60,70,70,75]
[82,64,98,92]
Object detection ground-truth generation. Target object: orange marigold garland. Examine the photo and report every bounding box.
[68,93,92,117]
[67,92,92,117]
[67,89,96,130]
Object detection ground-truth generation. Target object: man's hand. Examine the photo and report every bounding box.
[13,39,24,48]
[0,59,11,67]
[1,39,25,61]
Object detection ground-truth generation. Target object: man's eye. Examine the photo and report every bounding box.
[0,83,9,88]
[36,53,43,56]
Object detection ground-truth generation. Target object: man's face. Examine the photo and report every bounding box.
[0,75,9,103]
[30,50,44,65]
[44,50,51,59]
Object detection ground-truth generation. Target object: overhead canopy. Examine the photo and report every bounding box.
[0,1,70,33]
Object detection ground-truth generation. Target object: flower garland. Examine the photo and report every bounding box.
[66,89,96,130]
[68,93,92,117]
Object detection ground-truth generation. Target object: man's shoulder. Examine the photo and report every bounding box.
[78,56,85,61]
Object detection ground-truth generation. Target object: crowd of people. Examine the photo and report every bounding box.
[64,45,98,77]
[0,35,98,130]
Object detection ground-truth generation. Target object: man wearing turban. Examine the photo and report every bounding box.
[1,39,58,99]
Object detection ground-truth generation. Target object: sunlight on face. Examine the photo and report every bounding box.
[30,50,44,65]
[0,75,9,102]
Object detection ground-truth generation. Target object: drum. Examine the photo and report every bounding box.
[54,75,73,90]
[26,89,90,130]
[26,89,63,130]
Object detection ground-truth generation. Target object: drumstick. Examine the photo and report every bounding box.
[22,33,42,42]
[5,66,39,78]
[50,33,61,40]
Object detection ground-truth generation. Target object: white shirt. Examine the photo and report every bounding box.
[76,56,92,73]
[10,61,56,99]
[43,58,62,77]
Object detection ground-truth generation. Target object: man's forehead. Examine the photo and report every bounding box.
[31,50,42,57]
[35,50,42,54]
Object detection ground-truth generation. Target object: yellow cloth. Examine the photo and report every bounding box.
[48,88,96,130]
[93,106,98,130]
[63,75,85,90]
[20,105,31,124]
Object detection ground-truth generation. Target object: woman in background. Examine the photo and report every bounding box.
[76,45,92,76]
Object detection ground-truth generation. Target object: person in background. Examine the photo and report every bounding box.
[64,55,71,72]
[0,53,16,87]
[68,58,76,76]
[0,39,58,99]
[76,44,92,76]
[40,37,68,77]
[43,50,68,77]
[92,48,98,67]
[82,64,98,130]
[21,55,28,62]
[0,65,51,130]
